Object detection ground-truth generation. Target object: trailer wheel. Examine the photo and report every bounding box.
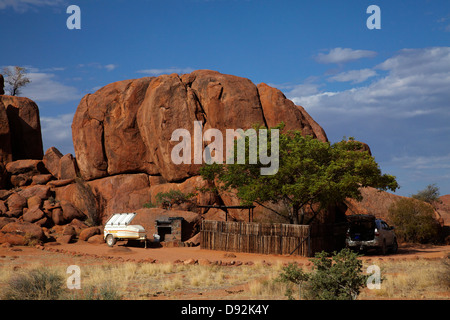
[106,234,116,247]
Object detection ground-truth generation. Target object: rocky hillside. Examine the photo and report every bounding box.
[0,69,448,248]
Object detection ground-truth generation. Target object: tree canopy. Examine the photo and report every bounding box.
[200,124,399,224]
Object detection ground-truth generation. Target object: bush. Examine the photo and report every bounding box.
[2,268,64,300]
[155,190,196,209]
[277,248,368,300]
[276,263,309,300]
[388,198,441,244]
[412,184,440,204]
[67,283,122,300]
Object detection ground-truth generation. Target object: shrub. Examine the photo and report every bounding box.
[67,283,122,300]
[412,184,440,204]
[277,248,368,300]
[155,190,196,209]
[142,201,156,208]
[276,263,309,300]
[388,198,441,243]
[2,267,64,300]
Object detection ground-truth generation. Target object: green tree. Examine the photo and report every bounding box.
[388,198,441,243]
[200,124,398,224]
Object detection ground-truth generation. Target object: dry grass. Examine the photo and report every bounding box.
[0,254,448,300]
[360,257,450,299]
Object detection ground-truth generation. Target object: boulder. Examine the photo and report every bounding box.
[32,174,53,185]
[6,193,27,212]
[23,205,45,223]
[0,100,12,165]
[47,179,74,187]
[183,258,197,265]
[87,173,152,222]
[18,185,52,200]
[27,195,42,208]
[198,258,210,266]
[0,189,12,200]
[43,147,63,177]
[51,208,64,225]
[57,234,73,244]
[257,82,327,141]
[58,153,79,180]
[0,217,15,229]
[60,200,86,223]
[1,221,44,241]
[72,77,156,180]
[0,200,7,215]
[87,234,104,244]
[10,174,31,187]
[0,95,43,160]
[0,232,26,246]
[5,159,47,175]
[72,70,327,182]
[79,226,101,241]
[63,225,77,237]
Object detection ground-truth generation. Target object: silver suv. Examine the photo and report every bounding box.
[345,215,398,255]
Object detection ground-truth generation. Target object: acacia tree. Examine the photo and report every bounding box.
[200,124,399,224]
[2,66,31,96]
[412,184,440,204]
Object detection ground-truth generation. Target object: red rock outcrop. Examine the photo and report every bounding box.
[72,70,328,182]
[72,77,156,180]
[0,95,43,161]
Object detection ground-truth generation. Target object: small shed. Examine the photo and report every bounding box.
[155,217,183,242]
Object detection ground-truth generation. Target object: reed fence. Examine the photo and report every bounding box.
[200,220,312,256]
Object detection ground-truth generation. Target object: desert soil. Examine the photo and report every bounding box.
[1,242,449,300]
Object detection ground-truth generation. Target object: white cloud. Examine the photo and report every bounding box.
[104,64,117,72]
[391,154,450,170]
[314,48,377,64]
[20,71,81,103]
[137,67,195,76]
[328,68,377,84]
[40,113,75,155]
[77,62,118,72]
[290,47,450,118]
[0,0,65,12]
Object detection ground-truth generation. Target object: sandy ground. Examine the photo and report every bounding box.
[1,241,449,266]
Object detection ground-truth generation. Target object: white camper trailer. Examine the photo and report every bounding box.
[103,212,147,247]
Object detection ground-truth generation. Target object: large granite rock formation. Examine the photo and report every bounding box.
[0,95,44,162]
[72,70,328,182]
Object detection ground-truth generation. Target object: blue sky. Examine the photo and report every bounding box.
[1,0,449,197]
